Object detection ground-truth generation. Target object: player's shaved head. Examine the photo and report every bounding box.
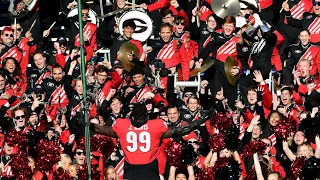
[131,103,148,124]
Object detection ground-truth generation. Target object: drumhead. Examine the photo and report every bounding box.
[67,8,98,26]
[119,10,153,42]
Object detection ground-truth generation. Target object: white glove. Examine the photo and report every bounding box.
[236,16,247,28]
[253,13,262,28]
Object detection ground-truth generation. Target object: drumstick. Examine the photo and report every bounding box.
[28,20,37,32]
[94,47,104,55]
[48,21,56,31]
[280,0,288,13]
[13,18,17,43]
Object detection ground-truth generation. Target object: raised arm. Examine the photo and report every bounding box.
[315,135,320,158]
[282,140,296,161]
[90,124,118,138]
[253,153,265,180]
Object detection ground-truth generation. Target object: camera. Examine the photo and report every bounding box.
[153,58,165,69]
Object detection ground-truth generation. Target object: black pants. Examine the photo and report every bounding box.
[123,159,160,180]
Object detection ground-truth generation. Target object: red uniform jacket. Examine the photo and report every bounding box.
[17,37,36,75]
[112,118,168,164]
[169,5,189,27]
[147,0,170,12]
[0,46,28,75]
[199,6,213,22]
[75,22,97,61]
[156,39,189,80]
[272,30,284,71]
[284,0,313,23]
[259,0,273,9]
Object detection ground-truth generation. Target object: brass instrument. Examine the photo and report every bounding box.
[9,0,38,15]
[118,42,139,72]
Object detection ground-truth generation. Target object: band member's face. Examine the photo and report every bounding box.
[252,125,262,139]
[68,165,78,177]
[167,107,179,123]
[187,98,199,112]
[160,27,172,43]
[267,173,280,180]
[0,76,5,90]
[82,9,89,22]
[174,21,185,34]
[187,138,199,152]
[1,31,14,46]
[75,149,86,165]
[59,42,67,53]
[268,112,280,126]
[299,31,311,45]
[299,60,311,77]
[52,67,64,82]
[183,93,193,104]
[247,90,257,105]
[176,174,187,180]
[132,74,144,86]
[219,148,232,158]
[4,59,16,74]
[117,0,126,9]
[11,24,22,40]
[14,110,26,128]
[60,115,67,127]
[146,102,152,111]
[75,80,83,95]
[313,0,320,15]
[4,143,13,155]
[297,145,313,158]
[110,99,122,114]
[123,26,134,39]
[294,131,307,145]
[262,139,272,154]
[280,90,292,106]
[96,71,108,84]
[222,23,235,36]
[28,114,39,126]
[33,53,46,69]
[106,168,117,180]
[162,14,174,25]
[207,17,217,30]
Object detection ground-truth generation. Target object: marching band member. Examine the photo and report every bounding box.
[283,0,320,43]
[283,29,320,85]
[109,19,143,64]
[198,15,240,108]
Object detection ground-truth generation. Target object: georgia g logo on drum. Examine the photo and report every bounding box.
[119,10,153,42]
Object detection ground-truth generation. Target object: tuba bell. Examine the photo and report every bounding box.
[9,0,38,16]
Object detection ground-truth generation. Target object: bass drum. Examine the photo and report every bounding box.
[119,10,153,42]
[67,8,99,26]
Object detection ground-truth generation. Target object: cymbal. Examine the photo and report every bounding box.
[211,0,240,18]
[189,59,215,77]
[97,8,126,19]
[224,56,240,86]
[118,42,140,72]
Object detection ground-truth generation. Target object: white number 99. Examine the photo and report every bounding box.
[126,131,151,152]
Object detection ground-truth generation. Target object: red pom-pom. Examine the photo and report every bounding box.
[52,168,72,180]
[214,157,229,169]
[10,151,33,180]
[77,136,86,151]
[208,133,225,152]
[78,164,101,180]
[241,140,267,159]
[245,167,257,180]
[209,113,232,132]
[5,129,28,151]
[90,134,115,158]
[273,117,298,140]
[288,157,306,180]
[195,167,216,180]
[166,141,182,167]
[35,140,60,173]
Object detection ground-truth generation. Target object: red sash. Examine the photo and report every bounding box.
[0,46,23,63]
[269,133,277,145]
[97,88,116,105]
[71,103,81,117]
[48,85,68,105]
[130,85,151,104]
[115,158,124,180]
[216,36,238,63]
[35,71,51,85]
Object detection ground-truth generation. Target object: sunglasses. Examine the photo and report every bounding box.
[175,22,185,26]
[16,28,22,32]
[188,141,199,145]
[265,143,272,147]
[82,13,89,17]
[4,34,13,37]
[76,151,85,155]
[184,94,193,98]
[15,115,26,120]
[314,1,320,6]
